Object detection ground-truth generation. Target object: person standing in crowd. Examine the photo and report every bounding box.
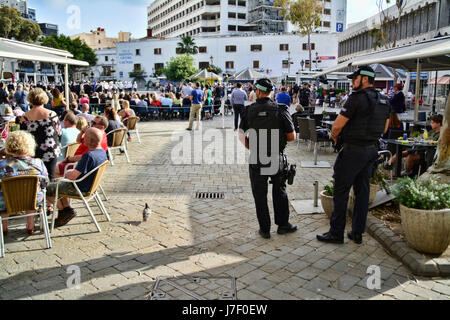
[17,88,61,181]
[276,87,292,108]
[0,82,9,115]
[51,88,67,117]
[317,66,390,245]
[389,83,406,114]
[231,83,248,132]
[186,83,204,131]
[182,82,193,98]
[299,83,311,110]
[14,84,29,112]
[239,78,297,239]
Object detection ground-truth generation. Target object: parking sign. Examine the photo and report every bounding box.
[336,23,344,32]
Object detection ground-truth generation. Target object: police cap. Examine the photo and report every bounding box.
[255,78,273,92]
[347,65,376,80]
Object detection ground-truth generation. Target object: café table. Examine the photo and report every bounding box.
[382,139,438,177]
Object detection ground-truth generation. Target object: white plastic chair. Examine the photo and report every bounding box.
[106,128,130,166]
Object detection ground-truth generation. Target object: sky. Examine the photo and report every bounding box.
[28,0,381,39]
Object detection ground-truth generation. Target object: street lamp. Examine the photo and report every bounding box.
[300,60,305,71]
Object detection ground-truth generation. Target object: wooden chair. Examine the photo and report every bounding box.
[126,116,141,143]
[106,128,130,166]
[51,161,110,233]
[0,175,52,258]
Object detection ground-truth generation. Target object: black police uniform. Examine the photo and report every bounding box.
[330,87,390,238]
[240,97,295,234]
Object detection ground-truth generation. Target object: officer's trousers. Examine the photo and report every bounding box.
[330,145,378,237]
[249,165,290,232]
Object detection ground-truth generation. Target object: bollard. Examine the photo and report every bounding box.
[313,181,319,208]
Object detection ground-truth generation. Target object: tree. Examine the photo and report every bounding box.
[41,34,98,66]
[0,7,41,42]
[274,0,323,71]
[177,36,199,55]
[163,55,198,82]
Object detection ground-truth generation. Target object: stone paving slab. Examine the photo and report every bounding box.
[0,117,449,300]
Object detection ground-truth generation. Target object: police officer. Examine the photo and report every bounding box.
[317,66,390,245]
[239,78,297,239]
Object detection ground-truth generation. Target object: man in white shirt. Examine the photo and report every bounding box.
[79,104,95,123]
[182,82,193,98]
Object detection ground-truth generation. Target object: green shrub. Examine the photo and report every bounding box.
[392,176,450,210]
[324,180,334,196]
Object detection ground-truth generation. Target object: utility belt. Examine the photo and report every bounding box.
[343,143,377,150]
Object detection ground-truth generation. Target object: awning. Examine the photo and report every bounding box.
[428,76,450,85]
[0,37,89,66]
[233,67,265,81]
[315,36,450,78]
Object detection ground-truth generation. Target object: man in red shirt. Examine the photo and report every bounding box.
[55,115,108,178]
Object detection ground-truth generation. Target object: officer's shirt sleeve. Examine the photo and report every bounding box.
[280,108,295,134]
[339,94,358,119]
[239,106,249,132]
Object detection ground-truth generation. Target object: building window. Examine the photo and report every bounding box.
[238,13,246,19]
[134,64,141,71]
[228,0,236,4]
[136,49,141,56]
[251,44,262,52]
[154,63,164,70]
[199,62,209,69]
[199,46,207,53]
[154,48,162,54]
[228,12,236,18]
[253,60,259,69]
[324,8,331,15]
[225,61,234,69]
[225,45,237,52]
[302,43,315,50]
[282,60,289,68]
[323,21,330,28]
[280,44,289,51]
[228,25,236,31]
[105,56,109,62]
[238,0,246,7]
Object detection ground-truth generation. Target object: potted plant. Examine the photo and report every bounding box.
[392,176,450,255]
[320,180,334,219]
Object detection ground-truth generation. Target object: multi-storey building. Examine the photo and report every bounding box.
[70,28,132,51]
[113,33,339,82]
[147,0,347,38]
[39,23,58,37]
[338,0,450,63]
[0,0,36,21]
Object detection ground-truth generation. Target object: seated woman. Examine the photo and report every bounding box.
[0,131,48,236]
[391,114,443,176]
[150,93,161,107]
[104,107,124,147]
[291,105,309,133]
[118,100,136,142]
[383,112,403,139]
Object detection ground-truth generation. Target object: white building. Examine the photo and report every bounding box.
[0,0,36,22]
[113,33,339,82]
[147,0,347,38]
[92,48,117,81]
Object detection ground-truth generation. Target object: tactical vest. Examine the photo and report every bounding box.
[247,99,288,166]
[342,88,389,145]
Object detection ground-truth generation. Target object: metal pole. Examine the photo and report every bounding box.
[313,181,319,207]
[432,70,438,114]
[414,59,421,123]
[64,63,70,111]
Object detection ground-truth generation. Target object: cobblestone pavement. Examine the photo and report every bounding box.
[1,116,449,300]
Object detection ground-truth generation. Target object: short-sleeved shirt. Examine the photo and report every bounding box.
[75,149,108,193]
[75,132,108,156]
[191,89,204,105]
[58,127,80,162]
[240,98,295,153]
[182,86,193,97]
[276,92,292,107]
[105,120,124,147]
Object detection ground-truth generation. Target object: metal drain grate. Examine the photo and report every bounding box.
[195,192,225,199]
[150,276,237,300]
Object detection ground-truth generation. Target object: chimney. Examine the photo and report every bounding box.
[147,28,153,38]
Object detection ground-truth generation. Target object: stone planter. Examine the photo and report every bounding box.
[320,190,334,219]
[400,204,450,255]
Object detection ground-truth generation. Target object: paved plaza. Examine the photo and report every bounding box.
[1,115,449,300]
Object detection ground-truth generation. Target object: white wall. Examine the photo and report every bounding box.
[114,33,339,82]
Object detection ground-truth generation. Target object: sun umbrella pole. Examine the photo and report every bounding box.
[414,59,421,123]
